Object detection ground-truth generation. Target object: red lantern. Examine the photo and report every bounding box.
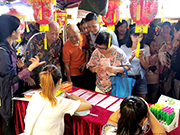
[30,0,56,31]
[54,9,67,31]
[102,1,122,25]
[4,8,26,34]
[130,0,158,33]
[29,0,56,49]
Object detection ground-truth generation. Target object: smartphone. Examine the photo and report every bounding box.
[79,66,83,72]
[17,53,23,59]
[139,49,145,55]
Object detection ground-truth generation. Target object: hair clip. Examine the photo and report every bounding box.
[129,99,135,103]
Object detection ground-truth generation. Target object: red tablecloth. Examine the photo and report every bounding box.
[9,87,180,135]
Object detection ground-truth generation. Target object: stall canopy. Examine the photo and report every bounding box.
[78,0,108,16]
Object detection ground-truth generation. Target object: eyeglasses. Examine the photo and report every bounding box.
[96,46,108,50]
[16,26,22,32]
[95,45,108,50]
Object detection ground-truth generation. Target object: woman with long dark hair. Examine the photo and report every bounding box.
[121,27,150,99]
[114,20,128,47]
[0,14,45,134]
[101,96,166,135]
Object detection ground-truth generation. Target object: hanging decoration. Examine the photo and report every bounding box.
[102,1,122,26]
[161,5,164,22]
[4,8,26,36]
[53,9,67,32]
[130,0,158,33]
[28,0,56,49]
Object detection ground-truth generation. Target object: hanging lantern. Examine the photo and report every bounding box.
[102,1,122,26]
[31,0,56,31]
[130,0,158,33]
[4,8,26,35]
[53,9,67,32]
[29,0,56,49]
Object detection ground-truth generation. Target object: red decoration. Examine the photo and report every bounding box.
[31,0,55,25]
[102,1,122,25]
[54,9,67,30]
[130,0,158,33]
[4,8,26,34]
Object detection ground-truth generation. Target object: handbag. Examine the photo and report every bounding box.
[110,67,136,98]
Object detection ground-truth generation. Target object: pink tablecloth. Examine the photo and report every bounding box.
[13,87,180,135]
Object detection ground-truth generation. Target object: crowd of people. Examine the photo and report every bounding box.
[1,10,180,134]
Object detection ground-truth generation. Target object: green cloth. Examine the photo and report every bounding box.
[78,0,108,16]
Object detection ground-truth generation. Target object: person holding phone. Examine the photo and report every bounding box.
[0,14,46,135]
[145,39,159,103]
[121,27,150,99]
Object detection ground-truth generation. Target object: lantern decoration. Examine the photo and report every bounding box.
[53,9,67,32]
[28,0,56,49]
[126,5,129,21]
[4,8,26,37]
[102,1,122,26]
[130,0,158,33]
[161,5,164,22]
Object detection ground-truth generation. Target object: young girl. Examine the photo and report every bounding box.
[24,65,92,135]
[145,39,159,103]
[101,96,166,135]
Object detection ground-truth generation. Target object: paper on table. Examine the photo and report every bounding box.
[107,99,123,112]
[80,91,95,100]
[88,94,107,105]
[71,89,87,96]
[97,96,119,108]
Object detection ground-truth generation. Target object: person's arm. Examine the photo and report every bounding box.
[147,109,166,135]
[107,109,119,125]
[67,94,92,112]
[140,98,166,135]
[64,62,71,82]
[139,53,149,70]
[129,50,136,63]
[106,65,130,74]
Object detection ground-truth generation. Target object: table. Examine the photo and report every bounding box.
[7,87,180,135]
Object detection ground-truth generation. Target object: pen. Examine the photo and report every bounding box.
[89,113,98,117]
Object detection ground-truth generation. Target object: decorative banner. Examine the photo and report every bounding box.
[130,0,158,33]
[54,9,67,30]
[102,1,122,25]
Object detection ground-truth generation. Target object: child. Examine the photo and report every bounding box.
[145,39,159,103]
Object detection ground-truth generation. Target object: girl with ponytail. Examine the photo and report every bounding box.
[102,96,166,135]
[24,65,92,135]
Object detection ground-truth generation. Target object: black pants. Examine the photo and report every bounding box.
[1,116,16,135]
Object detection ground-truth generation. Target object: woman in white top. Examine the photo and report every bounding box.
[121,27,150,99]
[24,65,92,135]
[101,96,166,135]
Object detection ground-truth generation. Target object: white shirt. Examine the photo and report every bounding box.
[121,44,150,76]
[24,93,80,135]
